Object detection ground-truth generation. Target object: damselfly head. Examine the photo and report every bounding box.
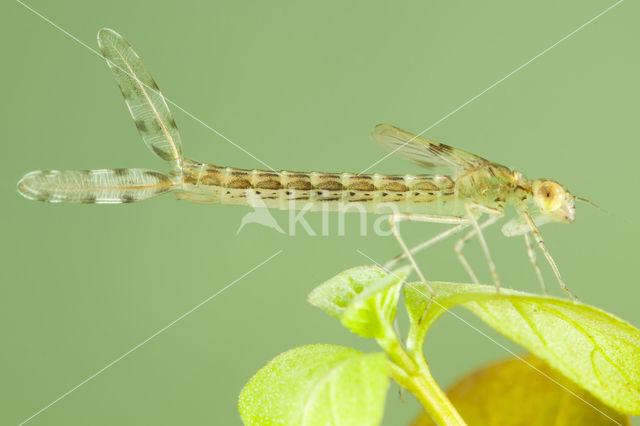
[531,179,575,223]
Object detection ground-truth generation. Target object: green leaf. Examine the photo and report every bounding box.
[238,344,390,426]
[412,355,629,426]
[341,268,408,338]
[307,266,386,320]
[405,282,640,415]
[308,266,409,338]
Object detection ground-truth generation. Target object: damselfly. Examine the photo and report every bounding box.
[18,29,591,300]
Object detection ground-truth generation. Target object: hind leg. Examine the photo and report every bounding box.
[387,213,470,298]
[384,223,469,270]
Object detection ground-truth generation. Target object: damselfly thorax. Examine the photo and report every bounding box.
[17,28,587,302]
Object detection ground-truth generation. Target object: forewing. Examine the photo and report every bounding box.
[97,28,183,168]
[17,169,174,204]
[372,124,488,176]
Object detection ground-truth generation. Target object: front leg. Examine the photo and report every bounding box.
[520,209,578,301]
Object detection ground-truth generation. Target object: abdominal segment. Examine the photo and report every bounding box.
[176,159,463,215]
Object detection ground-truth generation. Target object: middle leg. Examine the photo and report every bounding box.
[524,232,547,294]
[464,203,504,291]
[453,215,501,284]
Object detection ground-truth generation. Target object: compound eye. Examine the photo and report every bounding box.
[537,181,564,211]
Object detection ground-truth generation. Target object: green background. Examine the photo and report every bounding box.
[2,0,638,424]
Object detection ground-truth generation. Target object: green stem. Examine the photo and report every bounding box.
[410,355,467,426]
[380,330,466,426]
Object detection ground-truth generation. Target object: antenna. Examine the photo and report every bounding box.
[575,196,609,214]
[575,196,630,225]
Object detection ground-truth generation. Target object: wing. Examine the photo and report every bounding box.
[17,169,174,204]
[372,124,489,176]
[97,28,183,168]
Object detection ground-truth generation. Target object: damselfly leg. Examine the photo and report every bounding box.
[465,203,503,290]
[387,213,471,300]
[454,215,501,284]
[387,208,503,294]
[524,232,547,294]
[384,223,469,270]
[520,209,578,301]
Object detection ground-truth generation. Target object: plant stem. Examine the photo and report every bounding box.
[380,331,466,426]
[410,355,467,426]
